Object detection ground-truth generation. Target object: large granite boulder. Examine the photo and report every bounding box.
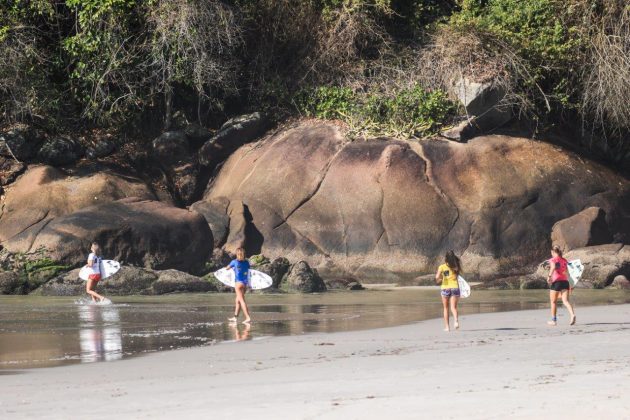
[0,165,155,246]
[10,198,213,273]
[198,122,630,283]
[551,207,613,253]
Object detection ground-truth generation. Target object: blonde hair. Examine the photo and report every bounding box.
[235,247,246,261]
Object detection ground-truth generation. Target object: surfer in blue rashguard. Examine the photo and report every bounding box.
[226,247,252,324]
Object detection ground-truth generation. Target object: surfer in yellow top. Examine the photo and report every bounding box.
[85,242,106,303]
[435,250,462,332]
[226,247,252,324]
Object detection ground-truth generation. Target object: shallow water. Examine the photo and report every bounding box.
[1,289,629,369]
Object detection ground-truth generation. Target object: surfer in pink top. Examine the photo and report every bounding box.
[546,245,576,326]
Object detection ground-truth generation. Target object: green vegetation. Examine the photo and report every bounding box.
[1,247,70,293]
[297,85,456,138]
[0,0,628,161]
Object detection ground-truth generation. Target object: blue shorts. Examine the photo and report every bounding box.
[235,279,249,286]
[441,288,460,298]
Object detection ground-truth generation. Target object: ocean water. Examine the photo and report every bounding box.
[1,289,628,369]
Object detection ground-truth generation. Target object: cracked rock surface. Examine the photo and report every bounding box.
[194,122,630,282]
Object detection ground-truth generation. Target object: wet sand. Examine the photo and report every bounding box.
[2,304,629,419]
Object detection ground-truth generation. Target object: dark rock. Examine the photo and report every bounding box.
[256,257,290,289]
[171,111,189,130]
[520,277,548,290]
[610,275,630,289]
[198,112,267,166]
[171,161,201,204]
[190,199,230,248]
[564,244,630,288]
[203,122,630,283]
[551,207,613,253]
[5,198,213,273]
[93,266,157,295]
[152,131,189,165]
[36,137,84,166]
[86,136,116,159]
[0,126,44,160]
[0,271,20,294]
[211,248,232,269]
[152,269,216,294]
[281,261,326,293]
[325,277,364,290]
[0,157,26,186]
[36,269,84,296]
[184,123,213,146]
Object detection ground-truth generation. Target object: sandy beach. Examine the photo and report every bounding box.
[2,304,629,419]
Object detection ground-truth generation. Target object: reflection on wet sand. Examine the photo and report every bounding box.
[77,304,122,363]
[2,289,630,369]
[228,323,251,341]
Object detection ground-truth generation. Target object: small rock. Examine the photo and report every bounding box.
[152,269,216,294]
[0,271,20,294]
[0,126,44,160]
[325,277,364,290]
[152,131,189,165]
[37,137,84,166]
[198,112,267,166]
[611,275,630,289]
[86,135,116,159]
[256,257,290,289]
[281,261,326,293]
[184,123,213,146]
[0,157,26,186]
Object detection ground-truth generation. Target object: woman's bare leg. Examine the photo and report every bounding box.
[560,290,576,325]
[441,296,450,331]
[235,284,251,323]
[548,290,559,325]
[450,296,460,329]
[86,279,104,302]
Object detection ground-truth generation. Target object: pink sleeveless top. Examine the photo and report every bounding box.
[549,256,568,282]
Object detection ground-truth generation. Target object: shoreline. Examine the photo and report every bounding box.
[2,304,630,418]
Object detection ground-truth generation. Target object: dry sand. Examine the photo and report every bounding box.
[2,304,630,419]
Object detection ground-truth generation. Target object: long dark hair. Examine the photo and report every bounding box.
[445,250,461,275]
[552,245,563,258]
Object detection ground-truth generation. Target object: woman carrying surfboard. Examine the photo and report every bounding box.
[85,242,106,303]
[226,247,252,324]
[546,245,576,326]
[435,250,462,332]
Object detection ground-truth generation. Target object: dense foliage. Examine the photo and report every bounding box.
[0,0,628,160]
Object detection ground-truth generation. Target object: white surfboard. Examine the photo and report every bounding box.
[79,260,121,281]
[567,259,584,288]
[457,275,471,298]
[214,268,273,290]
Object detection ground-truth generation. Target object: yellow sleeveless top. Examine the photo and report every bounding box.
[438,263,459,289]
